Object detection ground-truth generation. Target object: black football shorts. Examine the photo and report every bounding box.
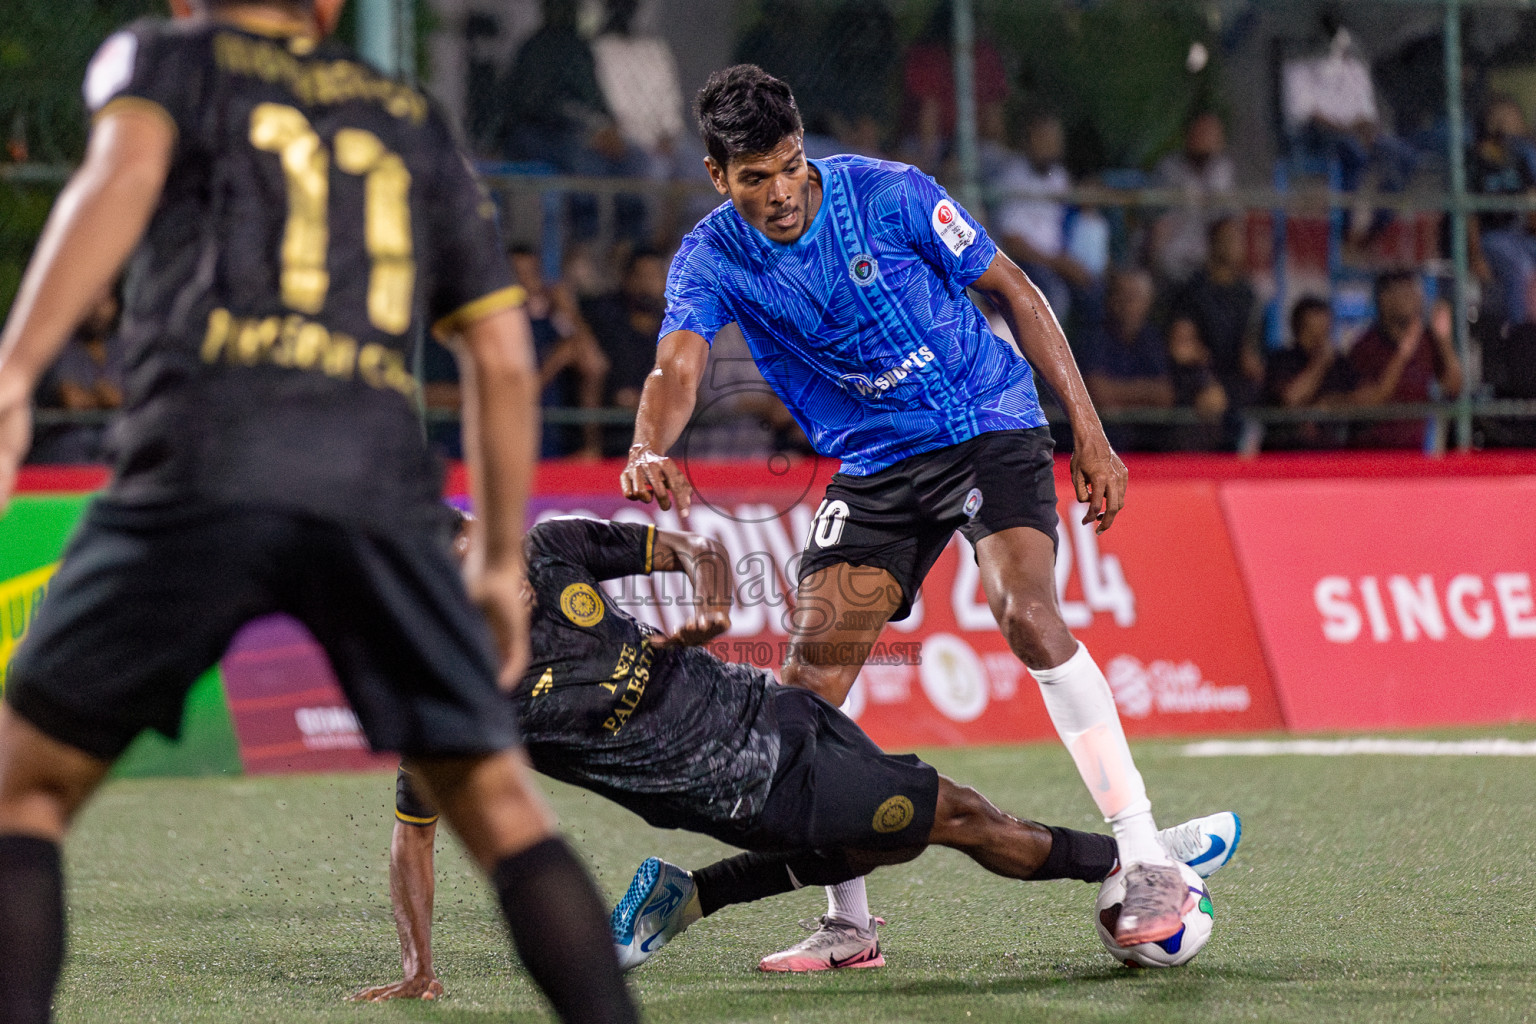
[733,687,939,854]
[5,500,517,761]
[795,427,1059,621]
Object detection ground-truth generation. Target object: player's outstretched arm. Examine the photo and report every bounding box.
[348,819,443,1002]
[448,307,540,685]
[647,527,734,647]
[621,329,710,518]
[0,106,172,511]
[972,252,1128,534]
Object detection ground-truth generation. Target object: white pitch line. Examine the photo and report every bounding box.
[1183,738,1536,758]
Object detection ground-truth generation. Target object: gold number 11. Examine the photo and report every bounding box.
[250,103,415,335]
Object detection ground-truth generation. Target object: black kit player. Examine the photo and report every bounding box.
[619,65,1240,969]
[353,516,1238,998]
[0,2,637,1022]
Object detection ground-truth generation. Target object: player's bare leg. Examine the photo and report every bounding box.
[974,525,1188,944]
[411,750,637,1022]
[0,707,114,1024]
[773,562,903,968]
[348,817,442,1002]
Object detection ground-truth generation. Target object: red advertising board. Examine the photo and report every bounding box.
[1221,477,1536,731]
[527,463,1284,750]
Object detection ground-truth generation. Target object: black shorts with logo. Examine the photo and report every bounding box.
[728,687,939,854]
[5,501,518,762]
[796,427,1058,621]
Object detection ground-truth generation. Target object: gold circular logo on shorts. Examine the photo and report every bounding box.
[872,795,915,834]
[559,583,605,627]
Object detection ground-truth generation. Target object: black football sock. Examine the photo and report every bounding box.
[491,838,639,1024]
[1032,825,1120,883]
[0,834,66,1024]
[693,850,861,917]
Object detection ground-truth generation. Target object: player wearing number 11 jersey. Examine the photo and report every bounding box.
[0,3,636,1022]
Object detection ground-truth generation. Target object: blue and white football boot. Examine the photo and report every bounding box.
[611,857,698,971]
[1157,811,1243,879]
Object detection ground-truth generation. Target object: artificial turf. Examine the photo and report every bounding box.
[57,728,1536,1023]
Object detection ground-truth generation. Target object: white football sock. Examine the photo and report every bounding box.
[1029,642,1170,867]
[826,877,871,930]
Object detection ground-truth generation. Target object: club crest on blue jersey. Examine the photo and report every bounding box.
[848,253,879,285]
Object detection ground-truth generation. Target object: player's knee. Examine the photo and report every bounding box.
[996,595,1074,670]
[930,779,994,843]
[780,657,857,705]
[395,764,440,827]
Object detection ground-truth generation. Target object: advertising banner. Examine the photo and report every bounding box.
[1222,478,1536,731]
[0,495,242,776]
[527,464,1284,750]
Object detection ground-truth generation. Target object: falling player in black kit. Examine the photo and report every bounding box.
[0,2,637,1023]
[354,516,1237,997]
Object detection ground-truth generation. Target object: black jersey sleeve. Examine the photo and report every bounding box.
[526,518,656,581]
[83,19,208,138]
[421,126,524,338]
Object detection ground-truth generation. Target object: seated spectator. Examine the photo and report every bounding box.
[1262,296,1357,448]
[1467,96,1536,326]
[1168,216,1264,444]
[582,246,667,455]
[1346,271,1463,449]
[1077,268,1173,451]
[684,324,808,460]
[592,0,686,181]
[510,246,609,459]
[29,288,121,463]
[991,111,1095,326]
[1280,25,1417,244]
[497,0,646,239]
[898,1,1009,174]
[1148,111,1236,285]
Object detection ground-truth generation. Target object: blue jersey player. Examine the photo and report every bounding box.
[620,66,1239,970]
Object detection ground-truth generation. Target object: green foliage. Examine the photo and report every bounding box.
[991,0,1222,173]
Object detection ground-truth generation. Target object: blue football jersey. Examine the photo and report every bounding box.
[661,154,1047,475]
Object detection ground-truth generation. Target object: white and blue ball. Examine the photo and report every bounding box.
[1094,862,1214,968]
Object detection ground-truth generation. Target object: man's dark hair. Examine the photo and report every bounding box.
[696,65,803,169]
[507,243,537,258]
[1290,295,1331,340]
[1373,268,1418,305]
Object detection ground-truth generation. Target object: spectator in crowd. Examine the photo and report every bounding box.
[1148,111,1237,285]
[1280,24,1417,245]
[815,0,901,160]
[1262,296,1356,448]
[1168,216,1264,441]
[1467,95,1536,326]
[510,246,609,459]
[734,0,818,104]
[29,287,120,463]
[583,245,668,455]
[1077,268,1173,451]
[592,0,686,181]
[991,111,1095,326]
[1347,270,1463,449]
[899,1,1009,174]
[684,324,808,459]
[497,0,646,239]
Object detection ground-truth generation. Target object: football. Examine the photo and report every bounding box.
[1094,862,1214,967]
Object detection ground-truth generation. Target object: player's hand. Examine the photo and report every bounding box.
[650,609,731,648]
[467,565,531,689]
[621,444,692,518]
[1070,431,1128,535]
[347,974,444,1002]
[0,388,32,516]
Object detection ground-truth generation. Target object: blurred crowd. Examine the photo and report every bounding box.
[27,0,1536,465]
